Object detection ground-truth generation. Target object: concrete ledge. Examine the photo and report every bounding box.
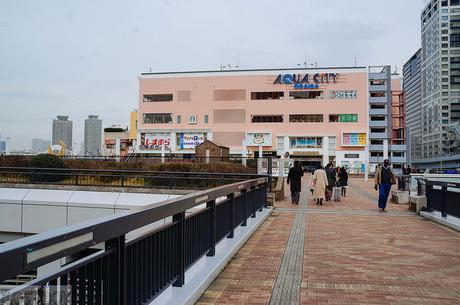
[0,183,193,195]
[391,190,409,204]
[420,211,460,232]
[409,195,427,214]
[150,206,273,305]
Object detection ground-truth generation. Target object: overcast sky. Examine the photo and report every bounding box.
[0,0,426,151]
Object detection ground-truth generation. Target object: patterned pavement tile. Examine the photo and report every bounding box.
[196,176,460,305]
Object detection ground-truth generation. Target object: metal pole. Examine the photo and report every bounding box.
[268,157,273,193]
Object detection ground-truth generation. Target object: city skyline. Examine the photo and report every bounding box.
[0,0,425,150]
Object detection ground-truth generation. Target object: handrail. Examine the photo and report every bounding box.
[0,176,267,283]
[424,180,460,188]
[0,166,264,177]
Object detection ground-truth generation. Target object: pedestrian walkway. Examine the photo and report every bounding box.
[196,176,460,305]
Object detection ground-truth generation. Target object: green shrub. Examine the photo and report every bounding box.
[30,154,65,169]
[29,154,66,183]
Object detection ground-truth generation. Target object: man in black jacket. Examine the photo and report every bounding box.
[287,161,304,205]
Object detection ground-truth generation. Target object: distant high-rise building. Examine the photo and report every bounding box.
[419,0,460,168]
[403,49,422,165]
[0,135,10,155]
[52,115,73,152]
[368,66,407,173]
[32,138,51,153]
[84,115,102,155]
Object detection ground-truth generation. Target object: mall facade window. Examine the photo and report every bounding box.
[289,137,323,149]
[142,113,173,124]
[251,91,284,100]
[289,114,323,123]
[204,115,209,124]
[251,115,284,123]
[143,94,173,102]
[288,91,323,99]
[329,114,358,122]
[177,115,181,124]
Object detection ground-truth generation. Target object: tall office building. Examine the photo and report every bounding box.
[368,66,407,173]
[84,115,102,155]
[403,49,422,165]
[32,138,51,153]
[52,115,73,152]
[0,135,10,155]
[419,0,460,168]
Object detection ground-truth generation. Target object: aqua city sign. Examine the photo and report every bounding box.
[273,73,340,89]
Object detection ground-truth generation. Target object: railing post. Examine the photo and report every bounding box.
[120,174,125,187]
[441,185,447,218]
[206,200,216,257]
[173,212,185,287]
[105,235,126,305]
[241,189,247,227]
[426,183,433,212]
[219,175,225,186]
[268,157,273,193]
[227,193,235,238]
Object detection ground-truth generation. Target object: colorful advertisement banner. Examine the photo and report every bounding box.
[246,132,272,146]
[179,133,205,149]
[342,133,366,146]
[140,133,171,150]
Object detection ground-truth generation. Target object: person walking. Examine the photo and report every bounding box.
[325,163,337,201]
[338,166,349,197]
[287,161,303,205]
[312,165,328,205]
[374,159,396,212]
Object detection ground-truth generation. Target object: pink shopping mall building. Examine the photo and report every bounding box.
[136,67,391,171]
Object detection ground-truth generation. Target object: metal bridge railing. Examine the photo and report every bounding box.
[0,177,268,305]
[0,167,264,190]
[425,180,460,219]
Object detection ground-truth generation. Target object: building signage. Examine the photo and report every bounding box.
[180,133,205,149]
[246,132,272,146]
[329,90,357,99]
[344,154,360,159]
[273,73,340,90]
[140,133,171,150]
[342,133,366,146]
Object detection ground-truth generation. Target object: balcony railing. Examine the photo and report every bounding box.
[369,132,388,139]
[369,85,388,92]
[369,96,388,103]
[0,176,268,305]
[369,108,387,115]
[369,120,388,127]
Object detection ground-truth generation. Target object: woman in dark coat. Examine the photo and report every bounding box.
[325,163,336,201]
[338,166,349,197]
[287,161,304,204]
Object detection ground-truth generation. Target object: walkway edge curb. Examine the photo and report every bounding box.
[420,211,460,232]
[150,206,273,305]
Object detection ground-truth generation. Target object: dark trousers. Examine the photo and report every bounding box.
[378,184,392,209]
[291,191,300,204]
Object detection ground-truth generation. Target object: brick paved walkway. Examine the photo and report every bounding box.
[197,176,460,305]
